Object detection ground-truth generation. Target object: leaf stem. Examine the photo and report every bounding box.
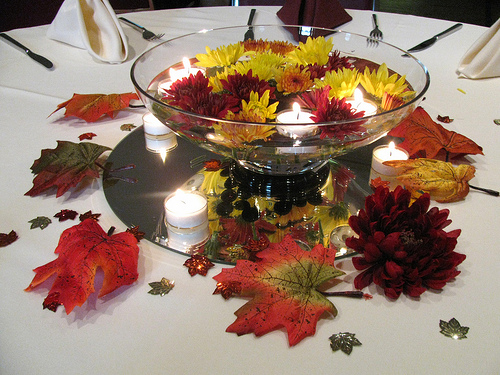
[469,184,499,197]
[321,291,372,299]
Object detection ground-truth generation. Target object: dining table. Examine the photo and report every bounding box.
[1,5,499,374]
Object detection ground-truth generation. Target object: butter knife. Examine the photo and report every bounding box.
[406,23,463,53]
[0,33,53,68]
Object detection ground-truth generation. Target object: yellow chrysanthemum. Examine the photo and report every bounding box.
[243,90,279,120]
[195,43,245,68]
[233,52,286,81]
[275,65,313,95]
[208,66,237,92]
[213,117,276,146]
[314,67,361,99]
[360,63,415,99]
[286,36,334,66]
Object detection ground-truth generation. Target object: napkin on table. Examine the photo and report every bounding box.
[457,17,500,79]
[47,0,128,64]
[277,0,352,42]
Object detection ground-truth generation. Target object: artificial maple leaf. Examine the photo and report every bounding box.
[388,106,483,159]
[29,216,52,230]
[148,278,175,296]
[439,318,469,340]
[54,209,78,222]
[126,226,145,242]
[25,219,139,314]
[329,332,362,355]
[50,93,139,122]
[385,158,476,203]
[370,177,390,190]
[79,132,97,141]
[0,230,18,247]
[25,141,111,197]
[213,235,345,346]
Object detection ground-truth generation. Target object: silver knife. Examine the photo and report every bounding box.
[0,33,53,68]
[406,23,463,53]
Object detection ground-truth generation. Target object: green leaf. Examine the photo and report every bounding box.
[29,216,52,230]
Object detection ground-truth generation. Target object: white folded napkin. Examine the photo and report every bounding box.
[457,17,500,79]
[47,0,128,64]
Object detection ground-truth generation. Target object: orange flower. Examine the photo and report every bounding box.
[276,65,313,95]
[242,39,295,55]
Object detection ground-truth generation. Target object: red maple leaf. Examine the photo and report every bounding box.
[213,235,345,346]
[25,219,139,314]
[54,209,78,222]
[184,254,214,276]
[388,106,483,159]
[25,141,111,197]
[50,93,139,122]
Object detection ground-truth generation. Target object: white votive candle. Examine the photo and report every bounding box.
[346,88,377,116]
[164,190,208,229]
[143,112,177,153]
[276,102,317,138]
[371,141,409,176]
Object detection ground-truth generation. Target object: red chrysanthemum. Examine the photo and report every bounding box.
[221,70,275,102]
[346,186,466,300]
[164,70,212,107]
[176,91,240,119]
[301,87,366,140]
[326,51,353,72]
[303,63,329,80]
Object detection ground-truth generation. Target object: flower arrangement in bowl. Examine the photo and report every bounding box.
[131,25,429,175]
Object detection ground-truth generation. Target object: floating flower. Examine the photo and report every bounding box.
[176,91,240,119]
[242,39,295,55]
[287,36,334,66]
[381,92,405,110]
[360,63,415,100]
[221,70,275,102]
[276,65,313,95]
[326,51,353,71]
[196,42,245,68]
[214,111,276,146]
[241,90,279,121]
[164,70,212,106]
[234,52,286,81]
[346,186,466,299]
[315,68,361,100]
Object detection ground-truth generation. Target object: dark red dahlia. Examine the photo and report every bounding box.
[221,70,275,102]
[346,186,465,299]
[176,91,240,118]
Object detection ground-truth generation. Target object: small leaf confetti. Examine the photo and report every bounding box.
[184,254,214,276]
[329,332,362,355]
[29,216,52,230]
[121,123,137,131]
[213,281,242,299]
[79,132,97,141]
[494,119,500,126]
[437,115,453,123]
[0,230,18,247]
[54,209,78,222]
[79,210,101,222]
[439,318,469,340]
[148,278,175,296]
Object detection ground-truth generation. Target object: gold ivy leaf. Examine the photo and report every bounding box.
[148,278,175,296]
[439,318,469,340]
[329,332,362,354]
[29,216,52,230]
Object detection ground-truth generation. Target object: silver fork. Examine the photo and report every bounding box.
[368,14,383,46]
[119,17,164,41]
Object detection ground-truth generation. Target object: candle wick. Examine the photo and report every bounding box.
[389,151,392,157]
[296,112,299,120]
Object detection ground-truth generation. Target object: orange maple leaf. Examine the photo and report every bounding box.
[388,106,483,159]
[50,93,139,122]
[213,235,344,346]
[25,219,139,314]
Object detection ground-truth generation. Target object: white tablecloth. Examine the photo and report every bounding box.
[1,6,499,374]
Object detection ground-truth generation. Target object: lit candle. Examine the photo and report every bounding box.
[371,141,409,176]
[164,190,209,251]
[346,89,377,116]
[158,58,204,95]
[276,102,317,138]
[143,112,177,153]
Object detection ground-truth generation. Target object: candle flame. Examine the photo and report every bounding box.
[182,57,191,73]
[292,102,301,120]
[169,67,177,81]
[353,88,364,104]
[388,141,395,157]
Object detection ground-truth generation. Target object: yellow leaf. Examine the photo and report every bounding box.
[384,158,475,203]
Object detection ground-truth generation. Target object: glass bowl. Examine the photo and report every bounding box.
[131,25,429,175]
